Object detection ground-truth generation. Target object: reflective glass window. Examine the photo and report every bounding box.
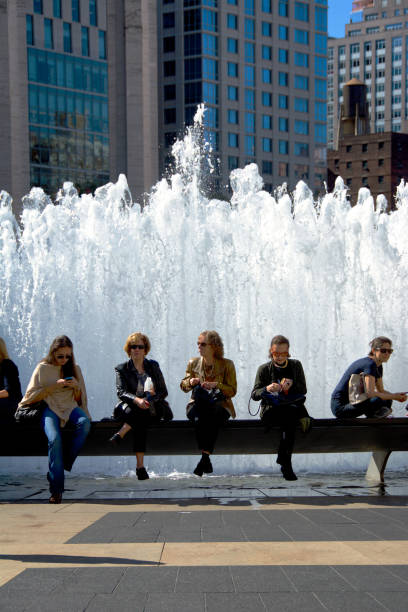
[63,22,72,53]
[202,9,217,32]
[294,2,308,21]
[227,85,238,100]
[245,18,255,39]
[33,0,43,14]
[245,112,255,133]
[203,82,218,103]
[53,0,62,18]
[98,31,106,60]
[89,0,97,26]
[228,109,239,124]
[245,42,255,63]
[184,33,201,55]
[203,33,217,56]
[228,38,238,53]
[26,15,34,46]
[81,26,89,56]
[72,0,80,22]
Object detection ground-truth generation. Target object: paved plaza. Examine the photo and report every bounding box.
[1,472,408,611]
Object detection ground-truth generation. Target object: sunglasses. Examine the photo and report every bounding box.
[130,344,145,350]
[272,351,289,357]
[197,342,207,347]
[378,348,393,354]
[55,354,72,360]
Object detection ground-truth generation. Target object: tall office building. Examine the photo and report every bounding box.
[0,0,158,210]
[158,0,328,195]
[328,0,408,150]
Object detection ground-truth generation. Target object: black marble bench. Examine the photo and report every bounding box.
[2,418,408,483]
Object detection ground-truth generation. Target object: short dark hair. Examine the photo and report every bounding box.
[369,336,392,355]
[269,335,291,359]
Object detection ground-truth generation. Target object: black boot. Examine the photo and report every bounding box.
[201,453,213,474]
[280,461,297,481]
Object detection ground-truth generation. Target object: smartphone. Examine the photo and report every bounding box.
[64,377,73,381]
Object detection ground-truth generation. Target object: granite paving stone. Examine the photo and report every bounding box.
[205,592,266,612]
[144,592,205,611]
[260,592,327,611]
[240,525,292,542]
[278,524,337,542]
[51,567,126,594]
[85,593,148,611]
[321,524,382,541]
[281,566,352,592]
[175,566,235,592]
[26,592,96,611]
[113,567,178,595]
[230,565,295,592]
[313,591,388,612]
[333,565,408,592]
[201,526,246,541]
[368,591,408,610]
[386,565,408,582]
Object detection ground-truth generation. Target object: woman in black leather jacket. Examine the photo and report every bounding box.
[0,337,22,425]
[109,332,168,480]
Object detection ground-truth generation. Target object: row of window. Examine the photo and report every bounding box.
[28,84,108,134]
[33,0,98,26]
[226,125,325,148]
[330,36,406,58]
[164,8,327,36]
[30,166,109,195]
[27,15,106,59]
[28,48,108,95]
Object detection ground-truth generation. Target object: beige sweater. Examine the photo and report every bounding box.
[19,361,90,426]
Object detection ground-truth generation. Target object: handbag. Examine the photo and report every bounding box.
[14,400,47,424]
[348,373,369,405]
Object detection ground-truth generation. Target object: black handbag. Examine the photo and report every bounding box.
[14,400,47,424]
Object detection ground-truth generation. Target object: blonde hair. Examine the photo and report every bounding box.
[200,330,224,359]
[124,332,151,356]
[0,337,9,362]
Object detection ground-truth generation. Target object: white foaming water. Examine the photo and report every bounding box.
[2,109,408,475]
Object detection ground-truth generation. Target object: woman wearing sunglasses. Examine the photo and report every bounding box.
[18,335,90,503]
[180,330,237,477]
[109,332,169,480]
[251,335,310,481]
[331,336,407,419]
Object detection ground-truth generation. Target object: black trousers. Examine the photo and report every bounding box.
[187,402,230,454]
[261,402,309,462]
[122,404,152,453]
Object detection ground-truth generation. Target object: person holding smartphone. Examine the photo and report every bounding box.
[251,335,310,481]
[18,335,90,503]
[331,336,407,419]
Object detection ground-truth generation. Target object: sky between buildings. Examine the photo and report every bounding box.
[328,1,354,39]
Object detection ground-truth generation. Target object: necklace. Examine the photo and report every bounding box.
[204,362,214,376]
[273,360,288,368]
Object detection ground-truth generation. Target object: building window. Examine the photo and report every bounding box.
[227,38,238,53]
[294,52,308,67]
[378,175,384,183]
[315,56,327,76]
[314,101,326,121]
[245,18,255,39]
[202,9,217,32]
[315,124,326,143]
[262,160,272,174]
[164,84,176,100]
[295,2,309,21]
[184,33,201,55]
[262,92,272,106]
[362,143,368,152]
[228,109,239,124]
[279,1,288,17]
[228,156,239,170]
[315,33,327,54]
[164,60,176,77]
[245,65,255,86]
[203,82,218,104]
[245,89,255,109]
[279,140,289,154]
[315,78,326,99]
[279,162,289,176]
[63,22,72,53]
[262,68,272,83]
[262,22,272,36]
[98,30,106,60]
[53,0,62,18]
[245,42,255,63]
[294,142,309,156]
[26,15,34,46]
[279,72,288,86]
[185,82,201,104]
[279,49,289,63]
[294,119,309,135]
[262,137,272,152]
[294,29,309,44]
[33,0,43,14]
[228,85,238,100]
[164,12,176,28]
[164,108,176,124]
[227,62,238,77]
[89,0,97,25]
[279,94,288,109]
[203,57,218,80]
[203,33,217,56]
[72,0,80,22]
[245,135,255,155]
[228,133,239,147]
[262,45,272,60]
[279,25,288,40]
[44,18,54,49]
[165,132,177,148]
[279,117,289,132]
[164,36,176,53]
[81,26,89,56]
[262,115,272,129]
[315,6,327,32]
[227,14,238,29]
[294,75,309,90]
[245,112,255,133]
[245,0,255,15]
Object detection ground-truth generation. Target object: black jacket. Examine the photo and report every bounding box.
[115,358,168,407]
[0,358,22,406]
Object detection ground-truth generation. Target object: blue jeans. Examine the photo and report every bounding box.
[331,396,392,418]
[41,405,91,494]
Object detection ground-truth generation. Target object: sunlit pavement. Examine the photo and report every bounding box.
[1,472,408,611]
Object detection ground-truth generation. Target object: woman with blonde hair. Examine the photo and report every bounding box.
[18,335,91,503]
[110,332,169,480]
[0,337,22,424]
[181,330,237,476]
